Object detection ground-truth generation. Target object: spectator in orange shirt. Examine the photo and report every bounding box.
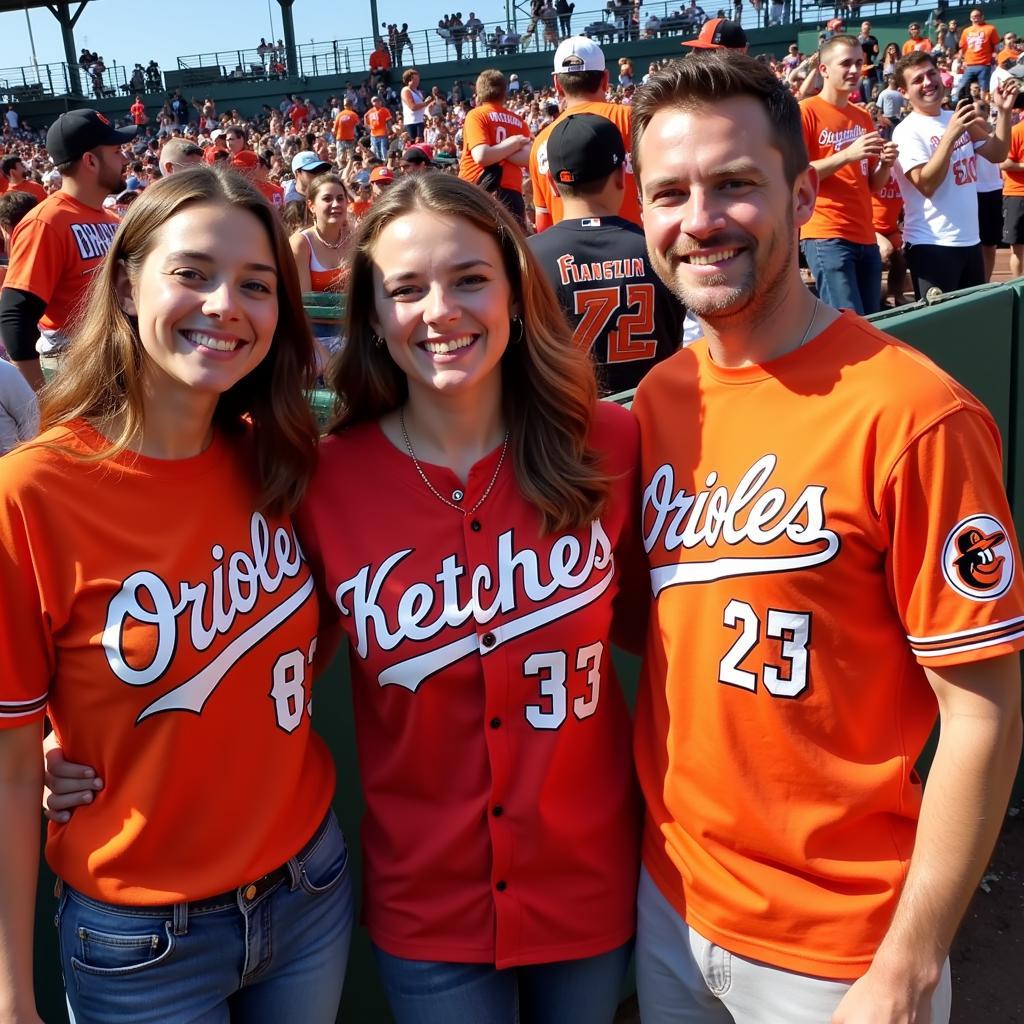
[959,7,1000,94]
[799,35,898,314]
[0,157,46,203]
[129,95,147,126]
[369,39,392,85]
[996,30,1021,66]
[364,95,393,161]
[902,23,933,56]
[333,98,360,157]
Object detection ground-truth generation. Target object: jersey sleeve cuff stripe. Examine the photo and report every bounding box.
[911,627,1024,659]
[906,615,1024,645]
[0,693,48,717]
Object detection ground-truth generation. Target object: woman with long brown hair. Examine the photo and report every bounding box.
[299,173,643,1023]
[0,166,352,1024]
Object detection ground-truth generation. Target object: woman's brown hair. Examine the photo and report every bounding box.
[40,165,319,514]
[329,174,609,534]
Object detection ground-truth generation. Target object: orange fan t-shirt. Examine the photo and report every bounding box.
[530,101,641,231]
[871,174,903,235]
[348,197,372,220]
[1002,120,1024,196]
[633,312,1024,979]
[369,49,392,73]
[459,102,531,192]
[333,109,360,142]
[902,36,933,55]
[2,190,120,336]
[254,178,285,208]
[961,23,1000,65]
[800,95,876,244]
[9,178,47,203]
[0,422,335,904]
[365,106,393,138]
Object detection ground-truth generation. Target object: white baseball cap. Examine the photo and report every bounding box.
[552,36,606,75]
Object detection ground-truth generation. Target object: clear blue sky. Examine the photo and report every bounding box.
[0,0,528,75]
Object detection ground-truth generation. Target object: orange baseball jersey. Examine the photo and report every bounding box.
[364,106,392,138]
[961,23,1000,65]
[2,190,120,336]
[902,36,933,55]
[800,96,877,244]
[0,422,334,904]
[295,401,642,968]
[333,108,360,142]
[633,312,1024,979]
[1002,119,1024,196]
[9,178,47,203]
[458,102,531,193]
[530,101,641,231]
[871,173,903,235]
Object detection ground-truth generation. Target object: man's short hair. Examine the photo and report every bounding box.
[0,155,20,176]
[555,69,606,97]
[820,33,863,63]
[908,22,921,31]
[475,69,507,104]
[894,50,936,89]
[631,51,808,188]
[0,189,38,233]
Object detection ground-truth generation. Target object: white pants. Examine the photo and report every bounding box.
[636,867,952,1024]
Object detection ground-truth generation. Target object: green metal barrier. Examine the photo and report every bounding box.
[30,281,1024,1020]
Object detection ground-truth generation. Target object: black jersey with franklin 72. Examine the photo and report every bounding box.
[528,216,684,396]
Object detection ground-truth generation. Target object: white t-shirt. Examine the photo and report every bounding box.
[975,135,1004,192]
[893,109,983,246]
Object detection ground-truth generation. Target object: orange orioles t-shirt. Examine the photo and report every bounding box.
[871,174,903,235]
[2,190,120,335]
[961,23,1000,65]
[530,101,641,231]
[633,311,1024,979]
[0,422,334,904]
[333,109,360,142]
[458,102,531,193]
[800,95,877,244]
[365,107,393,138]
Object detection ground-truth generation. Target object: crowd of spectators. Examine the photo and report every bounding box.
[2,6,1023,307]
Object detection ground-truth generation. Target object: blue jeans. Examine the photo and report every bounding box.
[959,63,993,94]
[57,811,353,1024]
[801,238,882,315]
[371,135,388,161]
[373,941,633,1024]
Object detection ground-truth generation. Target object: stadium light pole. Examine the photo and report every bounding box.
[369,0,380,39]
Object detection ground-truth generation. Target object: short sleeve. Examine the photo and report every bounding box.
[0,462,53,726]
[463,110,489,153]
[3,215,66,305]
[882,409,1024,667]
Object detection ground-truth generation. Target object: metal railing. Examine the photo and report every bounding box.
[0,60,131,102]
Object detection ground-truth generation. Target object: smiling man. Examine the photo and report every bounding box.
[630,51,1023,1024]
[0,109,133,389]
[799,34,898,314]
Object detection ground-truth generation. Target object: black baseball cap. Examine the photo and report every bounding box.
[546,113,625,187]
[47,109,138,164]
[681,18,748,49]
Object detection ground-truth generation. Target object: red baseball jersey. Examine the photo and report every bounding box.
[633,312,1024,979]
[0,422,334,904]
[296,402,642,968]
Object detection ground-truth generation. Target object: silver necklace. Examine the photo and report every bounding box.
[797,298,822,351]
[399,407,510,516]
[312,224,344,250]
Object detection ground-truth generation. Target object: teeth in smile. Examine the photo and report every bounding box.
[688,249,739,266]
[186,330,240,352]
[423,335,474,354]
